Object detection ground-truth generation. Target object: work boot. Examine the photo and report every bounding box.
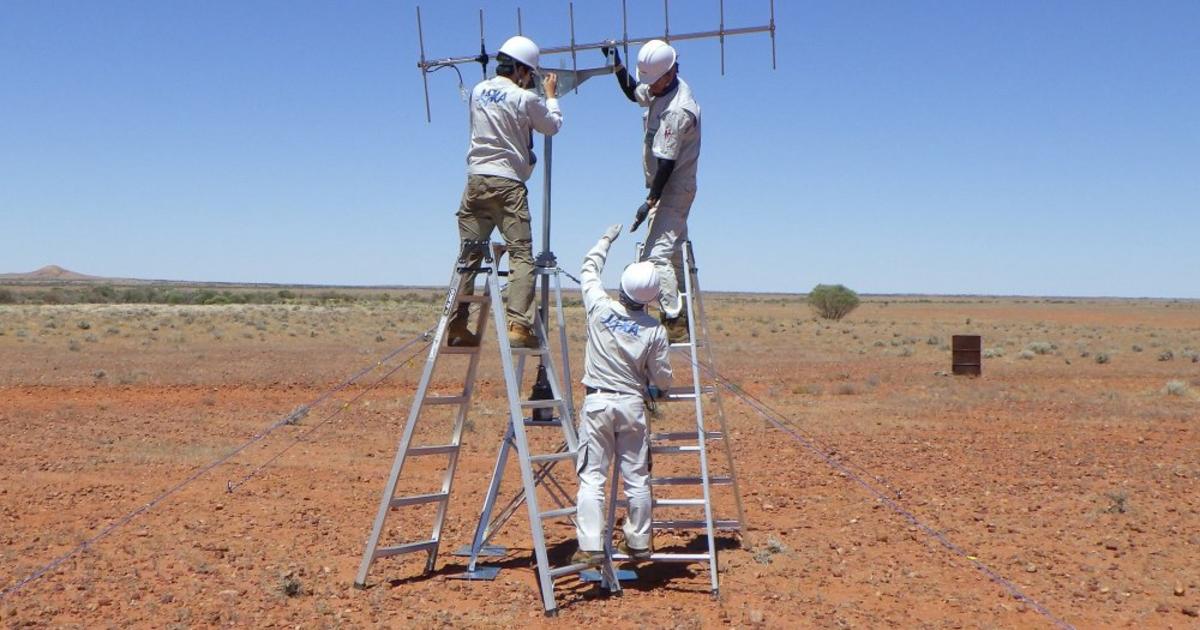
[446,316,479,347]
[662,312,690,344]
[570,549,605,567]
[617,539,652,561]
[507,322,539,349]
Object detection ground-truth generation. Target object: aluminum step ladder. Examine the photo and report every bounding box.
[611,239,747,597]
[353,241,620,614]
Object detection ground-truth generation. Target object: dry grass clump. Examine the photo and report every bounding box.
[1163,380,1188,396]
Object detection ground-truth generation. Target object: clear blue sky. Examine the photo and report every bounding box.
[2,1,1197,298]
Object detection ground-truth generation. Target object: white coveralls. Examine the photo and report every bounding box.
[575,235,673,552]
[635,79,701,319]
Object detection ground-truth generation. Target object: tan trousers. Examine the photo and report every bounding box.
[455,174,536,329]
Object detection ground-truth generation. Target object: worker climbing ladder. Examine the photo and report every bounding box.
[353,240,621,614]
[607,239,747,596]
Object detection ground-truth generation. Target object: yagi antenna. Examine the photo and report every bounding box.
[415,0,778,121]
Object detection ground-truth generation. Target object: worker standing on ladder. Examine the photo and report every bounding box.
[448,35,562,349]
[604,40,701,343]
[572,224,673,565]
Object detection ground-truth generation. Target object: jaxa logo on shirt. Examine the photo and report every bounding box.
[600,313,641,337]
[477,88,507,106]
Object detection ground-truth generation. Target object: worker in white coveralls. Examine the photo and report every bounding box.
[603,39,700,343]
[572,224,673,565]
[448,36,561,349]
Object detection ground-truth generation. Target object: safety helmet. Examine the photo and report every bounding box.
[498,35,540,71]
[620,262,661,305]
[636,39,677,84]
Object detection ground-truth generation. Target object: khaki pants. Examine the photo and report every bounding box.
[639,190,696,319]
[456,174,536,329]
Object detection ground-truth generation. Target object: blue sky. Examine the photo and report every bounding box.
[2,1,1197,297]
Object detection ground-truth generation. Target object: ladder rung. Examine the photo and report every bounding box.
[424,395,468,406]
[529,451,576,464]
[652,519,741,530]
[406,444,459,457]
[651,431,722,442]
[616,497,706,508]
[440,346,481,355]
[649,445,701,455]
[539,506,577,519]
[651,475,733,486]
[654,498,706,507]
[390,492,449,508]
[520,399,563,410]
[549,562,589,579]
[457,295,489,304]
[510,347,549,356]
[373,539,438,559]
[523,418,562,427]
[670,341,704,350]
[611,552,710,563]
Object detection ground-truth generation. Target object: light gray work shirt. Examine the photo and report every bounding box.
[466,75,562,183]
[635,78,701,196]
[579,236,672,397]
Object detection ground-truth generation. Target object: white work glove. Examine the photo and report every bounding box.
[601,223,622,244]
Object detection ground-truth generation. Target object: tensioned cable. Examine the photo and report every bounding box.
[0,324,437,601]
[224,334,435,492]
[693,358,1074,630]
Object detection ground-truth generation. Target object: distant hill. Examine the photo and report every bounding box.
[0,265,98,281]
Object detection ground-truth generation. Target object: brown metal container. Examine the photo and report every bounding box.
[952,335,982,376]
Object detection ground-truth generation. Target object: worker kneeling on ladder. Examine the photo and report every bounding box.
[449,35,562,349]
[573,224,673,565]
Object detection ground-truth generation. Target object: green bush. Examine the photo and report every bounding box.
[807,284,860,321]
[0,288,15,304]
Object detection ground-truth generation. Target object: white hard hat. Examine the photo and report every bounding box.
[498,35,540,70]
[636,39,677,84]
[620,262,661,305]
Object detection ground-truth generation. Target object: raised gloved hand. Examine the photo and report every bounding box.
[601,223,622,243]
[601,44,622,67]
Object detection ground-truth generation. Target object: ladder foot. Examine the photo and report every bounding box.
[711,588,720,600]
[544,608,559,618]
[353,581,368,590]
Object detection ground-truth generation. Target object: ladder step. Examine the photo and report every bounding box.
[651,475,733,486]
[406,444,459,457]
[389,492,449,508]
[523,418,563,427]
[520,399,563,410]
[660,386,715,402]
[457,295,490,304]
[611,552,711,563]
[649,445,701,455]
[424,395,468,406]
[538,506,578,519]
[670,341,704,350]
[510,346,549,357]
[616,497,706,508]
[373,539,438,559]
[441,346,481,355]
[529,451,576,464]
[651,431,722,442]
[652,519,741,530]
[549,562,590,579]
[654,498,707,507]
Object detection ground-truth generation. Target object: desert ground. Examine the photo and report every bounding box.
[1,291,1198,628]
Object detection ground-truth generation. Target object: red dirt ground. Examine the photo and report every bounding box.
[1,297,1198,628]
